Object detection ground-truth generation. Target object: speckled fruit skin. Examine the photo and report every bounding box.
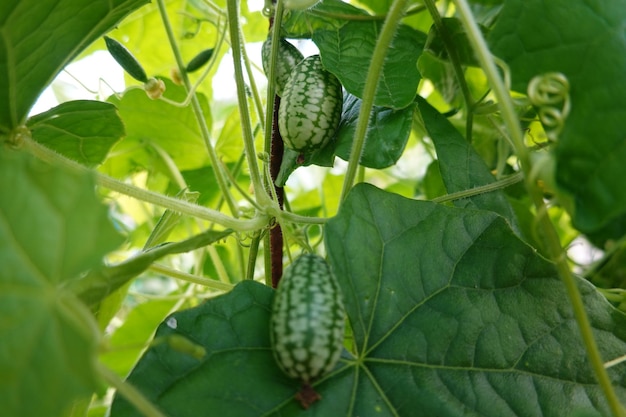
[270,254,345,383]
[278,55,343,153]
[262,37,303,97]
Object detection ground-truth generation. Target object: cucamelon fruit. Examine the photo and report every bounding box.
[278,55,343,153]
[104,36,148,83]
[270,254,345,387]
[262,36,303,97]
[185,48,214,73]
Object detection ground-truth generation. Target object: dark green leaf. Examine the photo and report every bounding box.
[0,150,123,417]
[313,22,426,109]
[326,183,626,416]
[424,18,485,67]
[181,166,226,206]
[103,78,211,177]
[420,159,447,199]
[110,281,300,416]
[281,0,369,38]
[0,0,149,132]
[488,0,626,240]
[333,92,414,168]
[109,184,626,417]
[416,96,519,230]
[27,100,125,167]
[417,52,462,107]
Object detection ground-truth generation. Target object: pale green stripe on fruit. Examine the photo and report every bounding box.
[270,254,345,383]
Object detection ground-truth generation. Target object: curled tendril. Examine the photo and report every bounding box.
[527,72,570,141]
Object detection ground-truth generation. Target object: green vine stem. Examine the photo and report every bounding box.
[340,0,408,201]
[422,0,475,142]
[453,1,626,415]
[431,172,523,204]
[226,0,274,208]
[21,135,268,232]
[148,263,234,291]
[156,0,240,218]
[96,362,168,417]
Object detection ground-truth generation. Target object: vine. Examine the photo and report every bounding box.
[454,1,625,415]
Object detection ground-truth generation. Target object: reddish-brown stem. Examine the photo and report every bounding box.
[268,13,284,289]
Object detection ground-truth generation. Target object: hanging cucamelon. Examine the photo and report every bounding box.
[270,254,345,390]
[104,36,148,83]
[262,36,303,97]
[278,55,343,153]
[185,48,215,73]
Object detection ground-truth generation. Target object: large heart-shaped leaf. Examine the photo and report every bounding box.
[0,150,123,417]
[111,184,626,417]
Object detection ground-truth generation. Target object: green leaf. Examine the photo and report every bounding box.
[333,93,414,168]
[420,159,447,199]
[27,100,125,167]
[355,0,394,15]
[109,184,626,417]
[416,96,519,230]
[0,0,148,132]
[326,184,626,416]
[280,0,369,38]
[313,22,426,109]
[424,18,486,67]
[100,299,178,378]
[69,228,233,307]
[0,150,123,417]
[110,281,292,417]
[103,78,211,178]
[488,0,626,240]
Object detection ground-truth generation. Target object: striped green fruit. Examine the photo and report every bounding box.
[278,55,343,153]
[104,36,148,83]
[262,36,304,97]
[270,254,345,383]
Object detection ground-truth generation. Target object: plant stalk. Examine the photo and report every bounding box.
[21,136,268,231]
[97,362,168,417]
[156,0,240,217]
[340,0,408,201]
[226,0,273,208]
[454,1,625,415]
[422,0,474,142]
